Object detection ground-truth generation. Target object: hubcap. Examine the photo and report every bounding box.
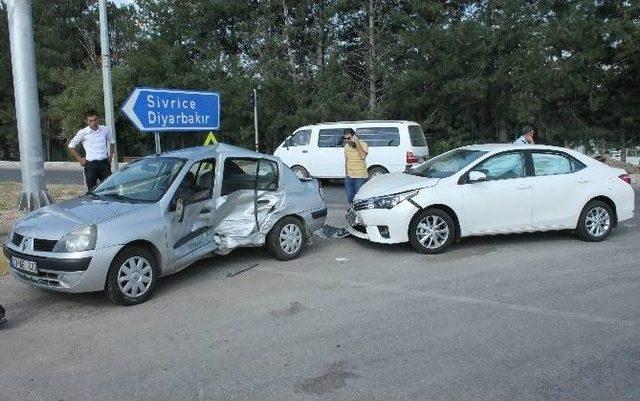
[279,223,302,255]
[117,256,153,298]
[416,215,450,249]
[585,206,611,237]
[293,168,305,178]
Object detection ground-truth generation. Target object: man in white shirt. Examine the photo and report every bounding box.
[514,125,535,145]
[67,111,115,189]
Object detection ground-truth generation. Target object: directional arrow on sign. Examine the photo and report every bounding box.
[120,87,220,132]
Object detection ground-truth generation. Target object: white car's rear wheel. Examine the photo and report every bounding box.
[409,208,455,254]
[576,200,614,242]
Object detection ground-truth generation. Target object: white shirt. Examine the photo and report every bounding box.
[68,125,115,161]
[513,136,529,145]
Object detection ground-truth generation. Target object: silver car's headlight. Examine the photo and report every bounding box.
[363,190,419,210]
[53,225,97,253]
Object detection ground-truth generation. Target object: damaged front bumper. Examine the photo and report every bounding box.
[345,201,418,244]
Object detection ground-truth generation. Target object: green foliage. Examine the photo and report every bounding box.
[0,0,638,160]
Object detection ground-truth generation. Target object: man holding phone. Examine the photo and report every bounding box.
[343,128,369,205]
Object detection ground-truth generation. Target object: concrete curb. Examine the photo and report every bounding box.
[0,161,78,170]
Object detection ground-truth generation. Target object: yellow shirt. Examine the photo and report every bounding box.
[344,140,369,178]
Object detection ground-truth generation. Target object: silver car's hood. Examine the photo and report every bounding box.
[15,196,145,239]
[355,172,439,200]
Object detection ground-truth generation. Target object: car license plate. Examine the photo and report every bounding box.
[11,256,38,274]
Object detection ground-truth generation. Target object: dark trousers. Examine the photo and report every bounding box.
[345,176,367,205]
[84,159,111,189]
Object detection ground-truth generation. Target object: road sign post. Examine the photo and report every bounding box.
[7,0,52,210]
[253,88,259,152]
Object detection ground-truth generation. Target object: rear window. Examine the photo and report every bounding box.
[355,127,400,147]
[408,125,427,147]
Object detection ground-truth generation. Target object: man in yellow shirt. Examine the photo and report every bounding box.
[343,128,369,205]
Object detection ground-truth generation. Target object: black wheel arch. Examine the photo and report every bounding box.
[583,196,618,227]
[410,203,461,241]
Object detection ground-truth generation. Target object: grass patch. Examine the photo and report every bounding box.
[0,182,85,276]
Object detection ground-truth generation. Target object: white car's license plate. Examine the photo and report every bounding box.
[11,256,38,274]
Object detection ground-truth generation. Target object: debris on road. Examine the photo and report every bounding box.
[226,263,260,278]
[315,225,351,239]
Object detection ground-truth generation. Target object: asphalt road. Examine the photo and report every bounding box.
[0,167,639,401]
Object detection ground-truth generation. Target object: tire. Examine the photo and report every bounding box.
[266,216,306,261]
[576,200,614,242]
[105,246,159,306]
[368,166,388,179]
[291,165,309,179]
[408,208,455,254]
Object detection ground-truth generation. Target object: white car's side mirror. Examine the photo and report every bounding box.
[469,171,487,182]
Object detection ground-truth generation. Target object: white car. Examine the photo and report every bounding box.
[346,144,635,253]
[274,120,429,179]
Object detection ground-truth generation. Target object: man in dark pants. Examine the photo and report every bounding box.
[67,111,115,189]
[0,303,6,326]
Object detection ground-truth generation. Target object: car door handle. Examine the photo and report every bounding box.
[577,178,590,183]
[257,199,270,204]
[200,207,211,214]
[302,150,308,153]
[516,184,532,190]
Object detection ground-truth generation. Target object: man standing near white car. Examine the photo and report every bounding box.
[343,128,369,205]
[67,111,116,189]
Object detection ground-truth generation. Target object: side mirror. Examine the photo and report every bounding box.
[469,171,487,182]
[175,198,185,222]
[284,138,291,149]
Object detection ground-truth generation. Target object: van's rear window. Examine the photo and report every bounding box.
[355,127,400,147]
[408,125,427,147]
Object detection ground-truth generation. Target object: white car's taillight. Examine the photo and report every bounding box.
[406,151,418,164]
[619,174,632,185]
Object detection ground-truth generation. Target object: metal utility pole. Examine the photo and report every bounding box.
[98,0,118,170]
[253,89,259,152]
[6,0,52,210]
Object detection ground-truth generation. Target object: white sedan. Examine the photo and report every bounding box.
[346,144,635,253]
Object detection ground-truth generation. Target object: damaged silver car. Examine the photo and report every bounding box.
[3,144,327,305]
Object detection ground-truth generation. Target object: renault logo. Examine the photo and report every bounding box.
[20,238,29,252]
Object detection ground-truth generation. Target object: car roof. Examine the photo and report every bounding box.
[299,120,419,129]
[156,143,271,161]
[461,143,574,153]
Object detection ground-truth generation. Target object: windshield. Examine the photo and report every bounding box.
[408,149,487,178]
[92,157,186,202]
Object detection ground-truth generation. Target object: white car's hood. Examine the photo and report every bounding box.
[355,172,439,200]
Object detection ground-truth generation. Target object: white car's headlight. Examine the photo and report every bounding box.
[53,225,97,253]
[362,190,419,210]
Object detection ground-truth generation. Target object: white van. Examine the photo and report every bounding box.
[274,120,429,178]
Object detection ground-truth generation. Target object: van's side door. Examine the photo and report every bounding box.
[311,128,346,178]
[167,159,217,270]
[280,129,312,174]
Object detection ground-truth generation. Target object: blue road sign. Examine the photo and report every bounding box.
[121,87,220,132]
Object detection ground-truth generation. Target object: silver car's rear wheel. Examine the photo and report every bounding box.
[279,223,303,255]
[117,256,153,298]
[267,216,306,261]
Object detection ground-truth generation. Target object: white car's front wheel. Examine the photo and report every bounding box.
[409,208,455,254]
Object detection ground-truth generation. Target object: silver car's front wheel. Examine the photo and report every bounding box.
[117,256,153,298]
[106,246,159,306]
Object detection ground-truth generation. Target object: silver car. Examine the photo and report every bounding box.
[3,144,327,305]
